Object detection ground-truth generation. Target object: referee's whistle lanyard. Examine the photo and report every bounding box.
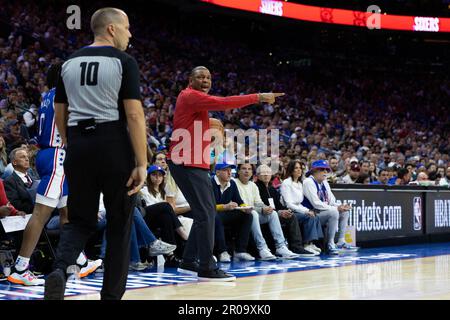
[311,176,328,204]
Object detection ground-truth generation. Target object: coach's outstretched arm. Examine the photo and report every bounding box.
[187,91,285,112]
[124,99,147,195]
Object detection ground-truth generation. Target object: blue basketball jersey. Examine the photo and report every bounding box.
[38,88,64,149]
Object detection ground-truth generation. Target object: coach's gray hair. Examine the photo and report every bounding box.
[90,7,127,37]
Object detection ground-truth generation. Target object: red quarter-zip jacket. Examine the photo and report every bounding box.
[168,87,259,169]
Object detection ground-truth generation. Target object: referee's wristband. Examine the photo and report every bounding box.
[216,204,225,211]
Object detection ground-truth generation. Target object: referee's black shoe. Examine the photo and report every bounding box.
[44,269,66,300]
[198,268,236,282]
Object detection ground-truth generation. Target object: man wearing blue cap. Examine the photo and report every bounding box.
[212,162,254,262]
[302,160,358,254]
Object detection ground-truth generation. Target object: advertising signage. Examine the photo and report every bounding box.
[426,189,450,234]
[332,188,424,242]
[201,0,450,33]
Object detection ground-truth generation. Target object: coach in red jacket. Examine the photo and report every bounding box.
[168,65,283,281]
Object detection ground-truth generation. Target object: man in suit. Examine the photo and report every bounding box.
[4,147,37,214]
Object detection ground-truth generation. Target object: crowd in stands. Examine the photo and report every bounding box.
[0,0,449,276]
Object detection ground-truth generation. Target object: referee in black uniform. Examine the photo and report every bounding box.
[44,8,147,300]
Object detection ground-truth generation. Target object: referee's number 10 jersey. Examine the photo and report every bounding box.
[54,46,141,127]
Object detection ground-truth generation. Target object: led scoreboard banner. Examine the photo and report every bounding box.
[201,0,450,32]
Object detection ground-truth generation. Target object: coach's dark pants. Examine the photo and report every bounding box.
[54,121,135,300]
[168,161,216,272]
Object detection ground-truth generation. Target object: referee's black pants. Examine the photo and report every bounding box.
[54,121,135,300]
[168,161,216,271]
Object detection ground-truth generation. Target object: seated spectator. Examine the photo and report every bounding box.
[4,147,38,214]
[0,178,26,247]
[140,165,189,267]
[25,144,40,181]
[0,136,8,176]
[96,194,176,271]
[327,156,342,184]
[439,166,450,187]
[152,151,168,171]
[360,161,371,179]
[280,160,323,255]
[368,162,378,182]
[255,164,317,256]
[355,173,370,184]
[427,163,437,176]
[371,168,390,185]
[436,166,446,181]
[212,162,254,262]
[405,163,415,179]
[3,119,29,154]
[235,163,299,260]
[427,171,441,186]
[395,168,411,185]
[302,160,358,254]
[409,172,434,186]
[339,163,360,184]
[386,167,397,181]
[417,172,429,183]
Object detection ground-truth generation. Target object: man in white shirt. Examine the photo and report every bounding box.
[302,160,358,254]
[234,163,299,260]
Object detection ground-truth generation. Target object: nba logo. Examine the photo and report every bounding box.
[413,197,422,231]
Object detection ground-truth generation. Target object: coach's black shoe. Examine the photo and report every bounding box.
[44,269,67,300]
[198,268,236,282]
[177,261,199,276]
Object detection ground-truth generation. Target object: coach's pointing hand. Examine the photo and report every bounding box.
[258,92,285,104]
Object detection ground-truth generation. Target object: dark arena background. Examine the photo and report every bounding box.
[0,0,449,308]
